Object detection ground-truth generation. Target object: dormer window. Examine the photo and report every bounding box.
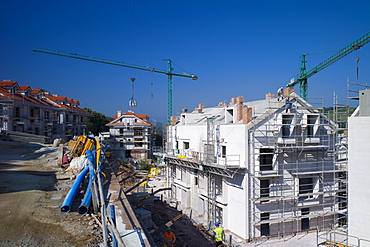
[282,115,294,138]
[307,115,318,137]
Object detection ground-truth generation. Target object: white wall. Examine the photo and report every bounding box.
[348,116,370,245]
[173,124,248,168]
[225,171,249,239]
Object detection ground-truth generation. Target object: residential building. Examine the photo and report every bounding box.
[158,90,343,242]
[0,80,88,142]
[106,110,153,159]
[348,89,370,246]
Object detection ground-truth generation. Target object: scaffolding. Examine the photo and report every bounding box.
[206,117,217,228]
[248,95,339,241]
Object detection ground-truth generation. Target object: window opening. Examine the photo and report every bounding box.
[282,115,293,138]
[260,148,273,171]
[260,180,270,198]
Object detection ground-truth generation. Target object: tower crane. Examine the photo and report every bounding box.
[287,31,370,100]
[33,48,198,122]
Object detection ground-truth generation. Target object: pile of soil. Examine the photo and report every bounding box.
[0,140,102,246]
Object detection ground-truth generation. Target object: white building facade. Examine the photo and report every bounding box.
[348,89,370,246]
[106,110,153,159]
[161,92,342,242]
[0,80,88,142]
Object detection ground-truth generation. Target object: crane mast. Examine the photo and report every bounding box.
[287,31,370,100]
[33,48,198,122]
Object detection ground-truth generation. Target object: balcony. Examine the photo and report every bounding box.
[167,148,240,168]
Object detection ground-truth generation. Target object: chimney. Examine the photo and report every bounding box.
[266,93,274,100]
[234,96,245,121]
[198,103,205,109]
[170,116,178,126]
[236,96,244,104]
[242,107,253,124]
[117,110,122,117]
[231,96,244,105]
[218,101,227,107]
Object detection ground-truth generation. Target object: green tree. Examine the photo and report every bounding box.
[83,108,111,135]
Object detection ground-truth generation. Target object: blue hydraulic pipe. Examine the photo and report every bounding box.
[78,150,97,214]
[110,205,118,247]
[78,174,93,214]
[61,165,89,213]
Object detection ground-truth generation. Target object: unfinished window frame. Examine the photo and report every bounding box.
[282,114,294,138]
[306,114,319,138]
[260,179,270,198]
[215,175,223,196]
[259,148,274,171]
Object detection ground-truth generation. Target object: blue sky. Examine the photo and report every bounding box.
[1,1,370,123]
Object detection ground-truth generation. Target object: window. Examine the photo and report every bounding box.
[215,206,223,225]
[307,115,317,137]
[261,212,270,221]
[221,146,226,158]
[215,175,223,196]
[282,115,293,138]
[120,128,124,135]
[15,107,20,118]
[260,180,270,198]
[260,148,273,171]
[301,217,310,230]
[301,208,310,215]
[299,177,313,197]
[261,223,270,236]
[134,142,143,147]
[134,128,143,136]
[66,114,69,123]
[184,141,190,149]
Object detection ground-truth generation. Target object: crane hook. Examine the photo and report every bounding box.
[129,78,137,107]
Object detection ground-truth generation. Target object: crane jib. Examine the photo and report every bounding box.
[32,48,198,122]
[287,31,370,89]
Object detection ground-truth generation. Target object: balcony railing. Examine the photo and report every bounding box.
[165,148,240,168]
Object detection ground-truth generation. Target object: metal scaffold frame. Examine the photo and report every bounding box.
[248,95,341,242]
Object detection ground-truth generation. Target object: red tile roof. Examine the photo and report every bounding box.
[19,85,31,90]
[0,80,17,87]
[107,111,151,126]
[1,80,87,113]
[32,88,42,94]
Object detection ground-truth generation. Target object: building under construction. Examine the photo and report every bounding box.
[156,89,346,243]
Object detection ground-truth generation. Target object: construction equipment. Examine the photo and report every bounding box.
[129,77,137,107]
[32,48,198,122]
[287,31,370,100]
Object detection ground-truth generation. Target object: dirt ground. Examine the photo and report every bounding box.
[0,140,101,246]
[0,140,215,247]
[147,200,214,247]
